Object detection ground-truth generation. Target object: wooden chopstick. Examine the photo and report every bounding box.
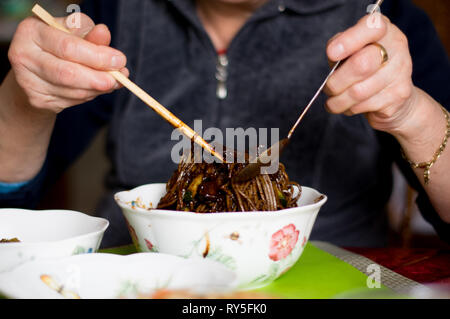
[31,4,224,163]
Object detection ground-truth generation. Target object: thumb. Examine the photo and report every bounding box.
[84,24,111,46]
[55,13,111,46]
[55,13,111,47]
[55,12,95,38]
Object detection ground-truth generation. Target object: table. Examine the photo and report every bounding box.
[1,242,447,299]
[346,247,450,285]
[102,242,450,298]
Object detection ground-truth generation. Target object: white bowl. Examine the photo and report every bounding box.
[0,252,236,299]
[0,209,109,272]
[115,183,327,289]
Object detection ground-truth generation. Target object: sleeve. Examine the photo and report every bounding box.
[0,0,119,209]
[0,94,116,209]
[382,0,450,242]
[0,181,30,194]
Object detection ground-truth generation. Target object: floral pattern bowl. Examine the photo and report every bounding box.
[115,183,327,289]
[0,253,236,299]
[0,209,109,273]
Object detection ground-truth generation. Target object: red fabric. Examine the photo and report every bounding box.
[216,49,227,55]
[345,247,450,284]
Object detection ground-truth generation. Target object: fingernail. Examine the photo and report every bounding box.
[330,43,345,60]
[81,26,94,38]
[111,55,125,69]
[113,81,120,90]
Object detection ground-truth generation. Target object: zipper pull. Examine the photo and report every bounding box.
[215,53,228,99]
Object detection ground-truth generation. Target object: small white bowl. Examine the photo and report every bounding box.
[0,209,109,272]
[115,183,327,289]
[0,252,236,299]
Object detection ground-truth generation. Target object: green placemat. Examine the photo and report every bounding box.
[101,245,137,256]
[100,243,393,299]
[256,243,391,298]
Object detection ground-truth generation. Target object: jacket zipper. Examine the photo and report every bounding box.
[215,53,228,99]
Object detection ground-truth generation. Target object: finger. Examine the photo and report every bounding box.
[326,73,390,114]
[349,79,413,117]
[57,13,111,45]
[349,89,400,116]
[120,67,129,78]
[49,86,107,101]
[326,33,344,68]
[28,50,118,91]
[116,67,130,89]
[57,14,112,51]
[327,14,388,62]
[56,12,95,38]
[16,71,101,111]
[84,24,111,46]
[34,75,106,102]
[20,61,123,108]
[35,23,126,71]
[337,88,398,117]
[325,55,402,114]
[327,32,343,46]
[50,68,128,99]
[324,44,387,96]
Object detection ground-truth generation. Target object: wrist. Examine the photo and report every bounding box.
[391,88,448,169]
[0,71,56,126]
[0,71,56,182]
[391,88,446,150]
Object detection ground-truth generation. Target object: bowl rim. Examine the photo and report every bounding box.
[114,183,327,219]
[0,208,109,247]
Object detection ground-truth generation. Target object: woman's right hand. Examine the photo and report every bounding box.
[7,12,128,114]
[0,12,128,183]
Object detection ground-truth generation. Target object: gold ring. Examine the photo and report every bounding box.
[373,43,389,66]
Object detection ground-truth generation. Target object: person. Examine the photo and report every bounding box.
[0,0,449,248]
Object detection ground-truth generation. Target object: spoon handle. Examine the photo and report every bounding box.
[288,0,384,139]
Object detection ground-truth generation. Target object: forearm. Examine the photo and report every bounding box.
[0,71,56,183]
[392,87,450,223]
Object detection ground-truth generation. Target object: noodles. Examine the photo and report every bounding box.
[157,149,301,213]
[0,238,20,243]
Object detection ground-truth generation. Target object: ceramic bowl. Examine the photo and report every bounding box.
[0,209,109,272]
[0,252,236,299]
[115,183,326,289]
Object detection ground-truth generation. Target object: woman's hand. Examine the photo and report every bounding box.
[324,14,419,136]
[6,12,128,114]
[325,13,450,223]
[0,12,128,183]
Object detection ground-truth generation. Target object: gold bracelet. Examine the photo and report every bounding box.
[401,105,450,185]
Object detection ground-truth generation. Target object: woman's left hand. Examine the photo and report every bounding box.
[324,13,450,223]
[324,14,418,135]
